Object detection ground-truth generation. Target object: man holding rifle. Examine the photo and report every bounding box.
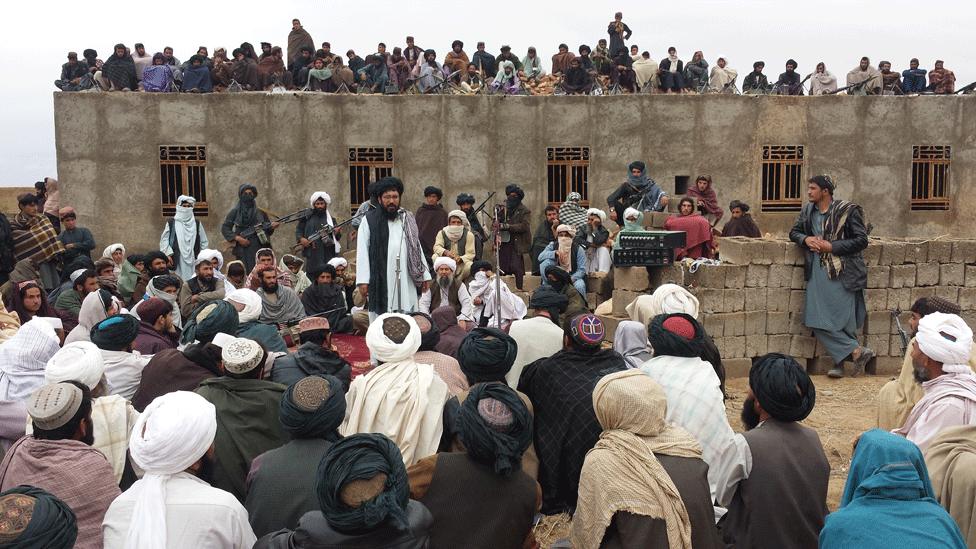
[296,191,341,273]
[221,184,280,271]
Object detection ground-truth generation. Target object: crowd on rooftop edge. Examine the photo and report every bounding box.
[53,14,969,97]
[0,151,973,548]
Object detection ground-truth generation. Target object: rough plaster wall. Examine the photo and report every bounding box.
[54,93,975,253]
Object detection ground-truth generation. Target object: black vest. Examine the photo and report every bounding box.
[430,279,463,316]
[438,228,468,257]
[167,218,203,265]
[420,453,537,549]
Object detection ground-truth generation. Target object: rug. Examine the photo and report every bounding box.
[332,333,373,379]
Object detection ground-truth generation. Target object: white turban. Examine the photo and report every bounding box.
[328,257,348,269]
[916,312,974,373]
[624,207,641,221]
[310,191,332,207]
[447,209,470,228]
[366,313,421,364]
[626,284,701,325]
[127,391,217,549]
[102,243,125,260]
[45,341,105,390]
[556,224,577,237]
[197,249,224,271]
[433,256,457,273]
[586,208,607,223]
[225,288,263,323]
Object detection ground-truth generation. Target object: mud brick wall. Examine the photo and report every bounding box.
[602,236,976,377]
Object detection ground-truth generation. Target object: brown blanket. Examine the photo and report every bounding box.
[11,212,63,264]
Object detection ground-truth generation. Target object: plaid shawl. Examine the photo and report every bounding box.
[11,212,63,264]
[819,200,859,280]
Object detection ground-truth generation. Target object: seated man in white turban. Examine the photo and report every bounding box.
[39,341,140,486]
[894,312,976,452]
[431,210,476,281]
[418,257,474,329]
[581,208,612,274]
[626,283,700,326]
[342,313,449,466]
[103,391,256,548]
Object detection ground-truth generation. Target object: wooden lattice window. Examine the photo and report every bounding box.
[760,145,804,212]
[348,147,394,215]
[547,147,589,207]
[159,145,208,216]
[911,145,950,211]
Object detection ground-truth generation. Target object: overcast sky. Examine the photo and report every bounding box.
[1,0,973,186]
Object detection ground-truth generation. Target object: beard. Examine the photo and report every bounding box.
[191,453,217,485]
[741,395,762,431]
[262,282,278,294]
[80,418,96,446]
[913,364,931,384]
[383,203,400,220]
[149,267,169,277]
[438,275,451,289]
[505,196,521,210]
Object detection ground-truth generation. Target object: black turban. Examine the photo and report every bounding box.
[180,299,240,345]
[456,193,475,206]
[423,186,443,199]
[729,200,750,213]
[457,328,517,384]
[528,287,568,326]
[753,60,764,69]
[456,382,532,477]
[317,433,409,534]
[0,485,77,548]
[151,274,182,292]
[90,314,140,351]
[279,374,345,440]
[504,184,524,200]
[182,343,223,376]
[786,58,797,68]
[408,312,440,352]
[373,177,404,198]
[470,260,493,274]
[628,160,645,173]
[750,353,816,422]
[126,254,144,267]
[144,250,168,265]
[648,313,704,358]
[544,265,572,292]
[809,175,834,193]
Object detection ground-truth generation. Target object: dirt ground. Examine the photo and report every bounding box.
[533,373,893,547]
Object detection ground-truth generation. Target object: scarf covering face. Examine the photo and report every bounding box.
[127,391,217,549]
[279,374,345,440]
[180,300,240,345]
[145,275,183,329]
[366,313,421,363]
[172,195,198,261]
[622,207,645,231]
[916,312,974,373]
[0,318,61,401]
[457,327,517,383]
[225,287,263,323]
[232,184,259,228]
[572,370,700,549]
[457,382,533,476]
[750,353,816,422]
[648,313,705,357]
[317,433,409,534]
[0,485,77,548]
[44,341,105,390]
[686,180,721,217]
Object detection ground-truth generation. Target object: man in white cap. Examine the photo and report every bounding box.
[103,390,255,548]
[195,336,287,501]
[418,256,474,327]
[895,312,976,452]
[342,313,449,465]
[0,382,120,549]
[296,192,341,273]
[42,341,139,485]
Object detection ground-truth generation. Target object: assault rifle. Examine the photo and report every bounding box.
[225,209,306,254]
[292,210,367,254]
[892,309,910,356]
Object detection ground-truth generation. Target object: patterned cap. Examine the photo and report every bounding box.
[382,316,411,344]
[662,315,696,341]
[0,493,35,542]
[27,383,83,430]
[568,314,606,348]
[477,397,514,432]
[299,316,330,333]
[291,376,330,412]
[221,338,263,374]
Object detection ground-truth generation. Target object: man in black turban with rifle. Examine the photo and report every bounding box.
[221,184,280,272]
[716,352,830,549]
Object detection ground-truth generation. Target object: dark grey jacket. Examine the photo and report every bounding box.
[255,500,432,549]
[789,201,868,292]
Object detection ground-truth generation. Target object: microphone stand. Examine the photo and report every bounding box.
[393,208,405,314]
[493,203,504,325]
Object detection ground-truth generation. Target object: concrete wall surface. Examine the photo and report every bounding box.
[54,92,976,253]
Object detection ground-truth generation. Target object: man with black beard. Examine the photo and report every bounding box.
[716,353,829,549]
[256,266,305,326]
[296,192,341,273]
[355,177,431,320]
[456,193,488,260]
[498,184,531,290]
[774,59,804,95]
[103,391,256,546]
[178,257,225,317]
[530,205,559,276]
[129,250,180,307]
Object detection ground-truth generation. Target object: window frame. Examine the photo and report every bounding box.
[546,147,590,208]
[760,145,805,213]
[348,147,395,215]
[910,145,951,211]
[159,145,208,217]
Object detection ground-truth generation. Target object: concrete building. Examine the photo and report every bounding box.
[54,92,974,253]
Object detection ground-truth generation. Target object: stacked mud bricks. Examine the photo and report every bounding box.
[600,236,976,378]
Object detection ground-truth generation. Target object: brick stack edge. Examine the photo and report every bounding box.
[597,236,976,378]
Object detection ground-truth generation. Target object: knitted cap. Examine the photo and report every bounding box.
[299,316,330,333]
[27,383,83,430]
[477,397,514,432]
[662,315,696,341]
[221,338,263,374]
[291,376,331,412]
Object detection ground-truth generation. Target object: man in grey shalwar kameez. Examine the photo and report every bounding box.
[790,175,874,378]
